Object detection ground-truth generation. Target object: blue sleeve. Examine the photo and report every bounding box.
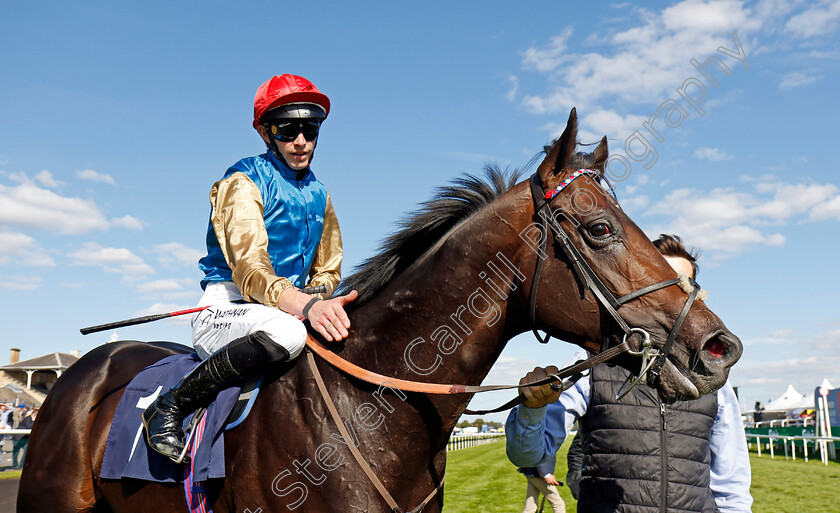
[535,455,557,478]
[710,382,753,513]
[505,350,590,468]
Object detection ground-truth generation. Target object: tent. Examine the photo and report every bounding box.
[764,384,812,411]
[762,379,837,412]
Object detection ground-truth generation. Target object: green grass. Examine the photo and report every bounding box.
[444,439,577,513]
[0,469,21,479]
[748,447,840,513]
[443,440,840,512]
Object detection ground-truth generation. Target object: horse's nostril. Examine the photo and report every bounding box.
[703,337,727,359]
[702,331,743,365]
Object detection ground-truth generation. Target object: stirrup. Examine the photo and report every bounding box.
[173,407,207,464]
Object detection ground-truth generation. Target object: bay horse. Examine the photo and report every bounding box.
[18,109,742,513]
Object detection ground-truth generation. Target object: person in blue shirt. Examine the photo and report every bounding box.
[143,74,357,463]
[507,235,752,513]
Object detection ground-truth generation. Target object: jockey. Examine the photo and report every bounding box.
[143,74,358,463]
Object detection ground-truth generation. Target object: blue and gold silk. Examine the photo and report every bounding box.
[199,152,328,293]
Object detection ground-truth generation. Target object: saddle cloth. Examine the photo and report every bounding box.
[100,353,247,483]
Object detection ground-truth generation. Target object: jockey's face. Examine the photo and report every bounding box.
[276,132,315,170]
[258,125,316,171]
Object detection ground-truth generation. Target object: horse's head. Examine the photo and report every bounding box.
[522,108,742,402]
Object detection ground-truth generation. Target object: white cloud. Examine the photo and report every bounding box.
[623,195,651,212]
[0,179,110,234]
[68,242,154,276]
[807,49,839,59]
[153,242,204,268]
[730,328,840,405]
[661,0,747,32]
[770,329,794,339]
[752,182,838,220]
[643,179,840,255]
[519,1,753,115]
[694,147,732,161]
[112,215,144,231]
[77,169,116,185]
[522,28,573,73]
[0,173,142,234]
[779,71,818,90]
[506,74,519,102]
[34,170,61,188]
[516,0,837,146]
[0,276,42,291]
[785,0,840,38]
[809,194,840,221]
[579,110,649,144]
[135,278,197,301]
[136,279,188,294]
[0,231,55,267]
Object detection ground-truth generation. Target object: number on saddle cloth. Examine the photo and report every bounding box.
[100,353,263,482]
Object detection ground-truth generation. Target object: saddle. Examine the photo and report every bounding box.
[100,350,266,483]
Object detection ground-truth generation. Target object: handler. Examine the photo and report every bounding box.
[144,74,357,463]
[506,235,752,513]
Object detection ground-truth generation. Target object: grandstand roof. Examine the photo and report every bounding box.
[0,352,79,371]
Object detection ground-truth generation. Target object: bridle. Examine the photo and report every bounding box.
[527,169,704,397]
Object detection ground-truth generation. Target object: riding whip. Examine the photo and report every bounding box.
[79,285,327,335]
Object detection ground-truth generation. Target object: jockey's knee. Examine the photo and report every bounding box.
[253,315,307,360]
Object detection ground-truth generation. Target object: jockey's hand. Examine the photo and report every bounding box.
[519,365,562,409]
[544,474,560,486]
[306,290,358,342]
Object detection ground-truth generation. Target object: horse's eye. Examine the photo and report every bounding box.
[588,223,611,237]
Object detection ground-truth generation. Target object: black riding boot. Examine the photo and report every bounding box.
[142,331,290,463]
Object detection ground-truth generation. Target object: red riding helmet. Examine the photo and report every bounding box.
[252,74,331,129]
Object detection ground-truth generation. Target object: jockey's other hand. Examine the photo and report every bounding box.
[519,366,562,409]
[307,290,358,342]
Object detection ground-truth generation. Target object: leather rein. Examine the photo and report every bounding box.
[304,169,704,513]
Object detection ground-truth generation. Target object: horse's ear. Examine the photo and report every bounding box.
[592,136,608,178]
[538,108,578,190]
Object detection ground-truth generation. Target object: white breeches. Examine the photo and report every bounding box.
[192,281,307,361]
[522,476,566,513]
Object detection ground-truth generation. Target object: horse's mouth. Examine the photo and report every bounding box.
[656,357,700,403]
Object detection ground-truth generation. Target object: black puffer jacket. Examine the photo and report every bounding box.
[578,363,719,513]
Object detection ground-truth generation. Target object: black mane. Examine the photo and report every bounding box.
[337,165,522,304]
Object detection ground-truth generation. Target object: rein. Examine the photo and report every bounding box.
[305,334,629,411]
[304,336,628,513]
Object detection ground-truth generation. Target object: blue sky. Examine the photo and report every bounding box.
[2,1,839,419]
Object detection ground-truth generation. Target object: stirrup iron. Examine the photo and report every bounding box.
[172,407,206,464]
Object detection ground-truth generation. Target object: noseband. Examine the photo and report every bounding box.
[528,170,703,397]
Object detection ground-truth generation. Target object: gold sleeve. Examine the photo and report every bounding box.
[209,172,294,307]
[306,192,343,298]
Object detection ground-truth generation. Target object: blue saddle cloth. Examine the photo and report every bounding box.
[100,353,242,483]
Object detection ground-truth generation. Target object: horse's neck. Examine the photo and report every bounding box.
[343,189,529,389]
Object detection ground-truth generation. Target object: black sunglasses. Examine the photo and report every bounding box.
[269,120,321,142]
